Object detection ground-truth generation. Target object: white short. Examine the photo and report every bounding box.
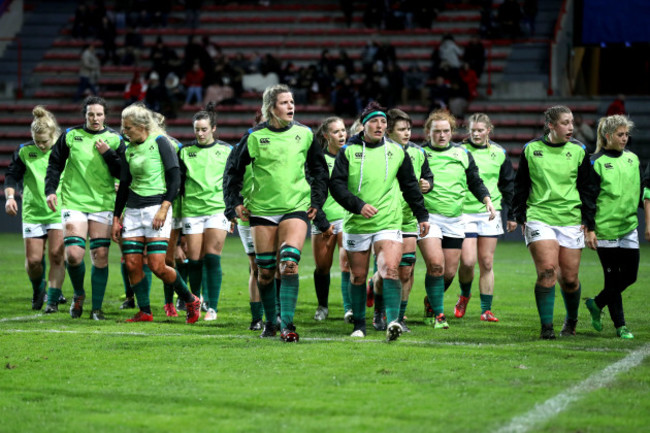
[311,219,343,236]
[172,217,183,230]
[343,230,402,252]
[418,214,465,240]
[122,205,172,239]
[22,222,63,238]
[237,224,255,255]
[182,213,230,234]
[524,221,584,249]
[596,229,639,249]
[463,212,503,236]
[62,209,113,226]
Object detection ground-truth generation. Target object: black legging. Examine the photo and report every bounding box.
[595,247,639,328]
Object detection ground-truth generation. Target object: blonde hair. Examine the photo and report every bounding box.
[121,103,167,139]
[31,105,61,144]
[261,84,292,126]
[466,112,493,133]
[424,109,456,138]
[595,115,634,153]
[348,118,363,136]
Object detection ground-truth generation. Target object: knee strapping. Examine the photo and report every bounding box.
[89,238,111,250]
[399,252,416,267]
[122,240,144,255]
[64,236,86,249]
[255,252,277,269]
[280,245,301,264]
[146,240,169,254]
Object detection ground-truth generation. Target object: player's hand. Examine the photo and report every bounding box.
[506,220,517,233]
[418,221,430,238]
[236,204,250,221]
[152,206,168,230]
[585,229,598,250]
[111,217,122,243]
[360,204,378,219]
[322,225,334,239]
[484,199,497,220]
[5,197,17,216]
[95,139,110,155]
[419,178,431,193]
[307,206,318,220]
[46,194,58,212]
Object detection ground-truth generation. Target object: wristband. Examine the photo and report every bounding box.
[6,195,14,200]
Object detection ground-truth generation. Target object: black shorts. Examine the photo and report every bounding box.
[249,211,310,228]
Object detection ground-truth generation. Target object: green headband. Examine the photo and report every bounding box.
[361,111,386,125]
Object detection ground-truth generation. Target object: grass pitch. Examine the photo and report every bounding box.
[0,233,649,433]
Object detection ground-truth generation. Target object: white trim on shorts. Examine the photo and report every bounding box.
[343,230,402,252]
[311,219,343,236]
[596,228,639,249]
[418,213,465,240]
[182,213,230,234]
[237,224,255,255]
[62,209,113,225]
[463,211,503,236]
[122,204,172,239]
[22,222,63,238]
[524,220,584,249]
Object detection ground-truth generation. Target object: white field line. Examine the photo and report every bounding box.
[496,343,650,433]
[0,327,637,353]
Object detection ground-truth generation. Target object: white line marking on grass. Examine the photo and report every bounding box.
[0,314,42,322]
[496,343,650,433]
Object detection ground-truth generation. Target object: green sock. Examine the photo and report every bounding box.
[383,278,402,324]
[201,263,208,302]
[279,274,299,328]
[172,270,194,303]
[480,293,493,313]
[250,302,263,321]
[67,260,86,297]
[176,260,189,283]
[349,282,366,321]
[275,277,281,316]
[187,259,203,297]
[535,284,555,325]
[257,279,276,323]
[341,271,351,312]
[561,284,581,321]
[163,283,175,304]
[460,280,472,298]
[143,264,152,293]
[131,277,150,312]
[29,274,44,294]
[373,256,378,273]
[204,254,222,311]
[91,265,108,310]
[121,261,134,298]
[47,287,62,307]
[313,270,330,308]
[425,274,445,316]
[399,300,408,321]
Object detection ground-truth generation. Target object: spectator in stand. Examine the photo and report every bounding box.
[463,35,486,78]
[145,71,166,113]
[72,3,91,39]
[448,77,470,119]
[522,0,538,36]
[335,49,354,75]
[402,64,428,105]
[122,26,144,66]
[439,34,464,72]
[385,61,404,107]
[459,62,479,101]
[186,0,202,29]
[363,0,387,29]
[131,0,152,27]
[184,35,209,73]
[333,77,361,118]
[97,16,117,65]
[606,94,627,116]
[123,71,147,107]
[185,61,205,106]
[164,72,184,118]
[573,114,596,152]
[497,0,523,39]
[75,44,100,101]
[150,36,181,80]
[151,0,172,27]
[429,75,450,111]
[340,0,354,28]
